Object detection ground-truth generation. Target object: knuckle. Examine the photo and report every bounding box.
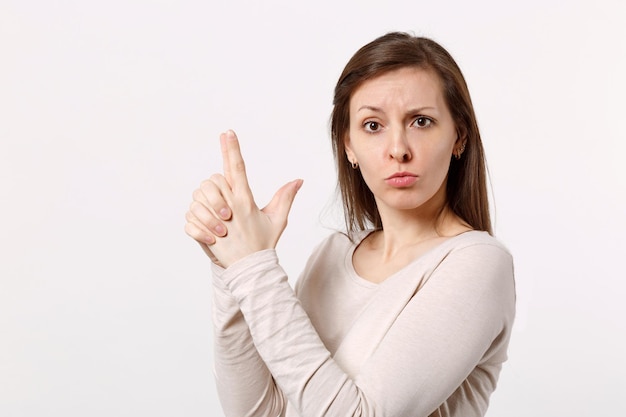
[192,188,203,200]
[233,160,246,172]
[205,216,219,229]
[206,189,226,206]
[189,201,203,214]
[184,222,198,238]
[209,173,224,184]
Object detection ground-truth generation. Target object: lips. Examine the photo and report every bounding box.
[385,172,418,187]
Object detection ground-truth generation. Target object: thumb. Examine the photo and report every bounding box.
[262,179,303,223]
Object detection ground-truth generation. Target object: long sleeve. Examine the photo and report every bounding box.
[219,250,364,416]
[217,232,515,417]
[211,263,284,417]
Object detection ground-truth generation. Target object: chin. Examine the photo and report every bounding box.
[380,192,444,213]
[384,199,431,212]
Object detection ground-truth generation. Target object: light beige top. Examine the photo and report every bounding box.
[211,230,515,417]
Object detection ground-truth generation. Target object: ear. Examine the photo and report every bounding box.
[454,137,467,151]
[344,134,356,164]
[455,126,468,146]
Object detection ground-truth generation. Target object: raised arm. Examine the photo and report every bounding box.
[184,130,302,416]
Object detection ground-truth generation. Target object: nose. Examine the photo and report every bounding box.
[389,128,412,162]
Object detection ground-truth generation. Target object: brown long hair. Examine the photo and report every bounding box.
[330,32,492,235]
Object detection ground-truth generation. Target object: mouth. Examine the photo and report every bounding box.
[385,172,418,187]
[385,171,417,179]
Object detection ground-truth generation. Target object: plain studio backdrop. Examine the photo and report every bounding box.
[1,0,625,416]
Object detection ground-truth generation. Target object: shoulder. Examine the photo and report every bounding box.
[419,231,516,327]
[435,231,515,306]
[439,231,513,266]
[415,231,515,303]
[450,230,510,251]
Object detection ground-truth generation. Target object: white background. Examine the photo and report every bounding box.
[1,0,625,416]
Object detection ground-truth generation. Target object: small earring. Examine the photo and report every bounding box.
[352,161,359,169]
[454,143,466,160]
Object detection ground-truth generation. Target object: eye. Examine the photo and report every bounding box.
[363,121,381,132]
[413,116,433,128]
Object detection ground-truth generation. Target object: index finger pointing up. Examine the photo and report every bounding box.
[221,130,250,191]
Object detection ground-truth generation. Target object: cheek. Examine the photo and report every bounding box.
[348,135,382,160]
[435,142,455,162]
[417,142,454,181]
[417,138,454,162]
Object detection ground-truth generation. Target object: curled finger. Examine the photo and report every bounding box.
[184,221,222,265]
[188,201,227,238]
[184,213,216,245]
[204,174,234,219]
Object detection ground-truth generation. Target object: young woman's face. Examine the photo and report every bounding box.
[345,66,462,216]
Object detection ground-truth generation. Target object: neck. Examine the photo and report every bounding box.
[370,189,470,261]
[373,207,445,260]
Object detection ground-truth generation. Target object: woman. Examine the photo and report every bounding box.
[185,32,515,417]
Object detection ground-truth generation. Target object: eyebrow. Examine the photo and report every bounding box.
[357,105,384,113]
[357,105,437,114]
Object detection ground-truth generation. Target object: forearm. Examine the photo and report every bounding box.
[220,251,370,417]
[211,264,284,417]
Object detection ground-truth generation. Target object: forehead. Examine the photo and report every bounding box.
[350,66,444,110]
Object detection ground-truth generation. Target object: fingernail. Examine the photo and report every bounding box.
[215,224,225,236]
[219,207,230,219]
